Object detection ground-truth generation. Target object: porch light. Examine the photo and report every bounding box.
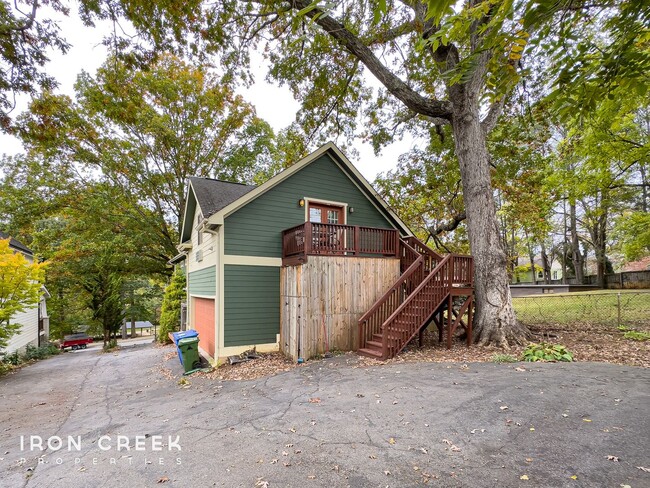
[349,207,355,213]
[298,199,305,207]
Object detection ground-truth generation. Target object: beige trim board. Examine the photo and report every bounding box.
[198,345,218,366]
[219,342,280,361]
[188,293,216,299]
[223,255,283,267]
[303,197,348,224]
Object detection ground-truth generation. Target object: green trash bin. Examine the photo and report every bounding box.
[178,337,201,373]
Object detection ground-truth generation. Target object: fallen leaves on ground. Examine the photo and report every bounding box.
[199,353,299,381]
[356,322,650,368]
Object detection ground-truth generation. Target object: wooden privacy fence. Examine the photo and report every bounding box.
[280,255,400,361]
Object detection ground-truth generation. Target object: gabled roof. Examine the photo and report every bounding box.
[0,231,33,255]
[206,142,413,236]
[180,178,256,243]
[188,177,256,218]
[179,142,413,245]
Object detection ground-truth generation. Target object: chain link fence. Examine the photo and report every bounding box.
[513,291,650,327]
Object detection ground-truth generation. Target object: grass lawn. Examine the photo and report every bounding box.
[513,290,650,327]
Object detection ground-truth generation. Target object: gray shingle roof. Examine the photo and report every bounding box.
[189,177,256,218]
[0,231,33,255]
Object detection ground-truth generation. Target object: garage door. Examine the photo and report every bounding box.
[193,297,215,358]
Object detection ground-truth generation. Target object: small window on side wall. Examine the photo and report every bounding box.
[196,212,203,245]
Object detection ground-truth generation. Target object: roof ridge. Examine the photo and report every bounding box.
[189,176,255,187]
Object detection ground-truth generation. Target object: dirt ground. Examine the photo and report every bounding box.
[174,322,650,382]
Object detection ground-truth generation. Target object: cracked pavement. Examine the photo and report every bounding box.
[0,344,649,487]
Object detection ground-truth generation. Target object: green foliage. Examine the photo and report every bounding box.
[613,211,650,261]
[521,342,573,362]
[623,330,650,342]
[525,0,650,121]
[22,343,60,361]
[0,0,71,131]
[374,137,469,253]
[491,353,518,363]
[158,268,187,343]
[0,342,60,375]
[102,338,118,352]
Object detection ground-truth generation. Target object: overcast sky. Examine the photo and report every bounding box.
[0,6,421,181]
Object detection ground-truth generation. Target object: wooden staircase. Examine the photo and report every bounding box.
[358,237,474,360]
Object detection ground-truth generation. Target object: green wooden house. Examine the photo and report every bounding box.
[176,143,474,363]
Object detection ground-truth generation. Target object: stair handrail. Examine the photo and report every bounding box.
[381,254,452,357]
[358,240,424,350]
[405,236,444,263]
[358,241,422,324]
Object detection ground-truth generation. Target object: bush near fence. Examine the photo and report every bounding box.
[513,291,650,327]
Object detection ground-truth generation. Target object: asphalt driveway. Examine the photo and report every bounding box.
[0,344,648,487]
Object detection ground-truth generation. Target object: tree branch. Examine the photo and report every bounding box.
[427,212,466,237]
[481,95,506,134]
[288,0,452,120]
[364,20,415,45]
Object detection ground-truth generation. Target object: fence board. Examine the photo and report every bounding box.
[280,256,400,360]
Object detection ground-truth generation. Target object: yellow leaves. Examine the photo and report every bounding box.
[520,474,529,480]
[509,29,529,61]
[570,475,578,480]
[0,239,47,324]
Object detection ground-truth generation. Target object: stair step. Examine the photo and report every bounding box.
[358,347,383,359]
[366,340,382,348]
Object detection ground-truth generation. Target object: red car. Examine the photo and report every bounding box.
[60,333,93,350]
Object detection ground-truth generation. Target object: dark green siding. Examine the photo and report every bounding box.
[188,267,216,296]
[224,265,280,346]
[224,154,394,256]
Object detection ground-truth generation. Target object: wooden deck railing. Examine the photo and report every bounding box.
[282,222,399,262]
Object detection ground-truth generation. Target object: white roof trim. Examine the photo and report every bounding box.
[179,183,204,244]
[207,142,413,236]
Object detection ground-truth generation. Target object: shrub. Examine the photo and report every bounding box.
[103,339,118,352]
[623,330,650,341]
[521,342,573,362]
[158,268,186,344]
[491,353,518,363]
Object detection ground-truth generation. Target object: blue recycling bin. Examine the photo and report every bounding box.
[172,330,199,365]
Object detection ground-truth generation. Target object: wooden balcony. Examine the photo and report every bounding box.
[282,222,399,266]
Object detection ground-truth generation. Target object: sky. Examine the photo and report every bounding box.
[0,6,422,182]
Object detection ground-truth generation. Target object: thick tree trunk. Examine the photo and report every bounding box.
[570,202,584,283]
[590,213,608,289]
[450,98,529,348]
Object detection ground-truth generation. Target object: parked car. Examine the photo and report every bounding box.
[60,333,93,350]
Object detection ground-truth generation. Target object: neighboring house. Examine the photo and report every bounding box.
[511,256,564,283]
[175,143,474,363]
[0,232,50,354]
[621,256,650,272]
